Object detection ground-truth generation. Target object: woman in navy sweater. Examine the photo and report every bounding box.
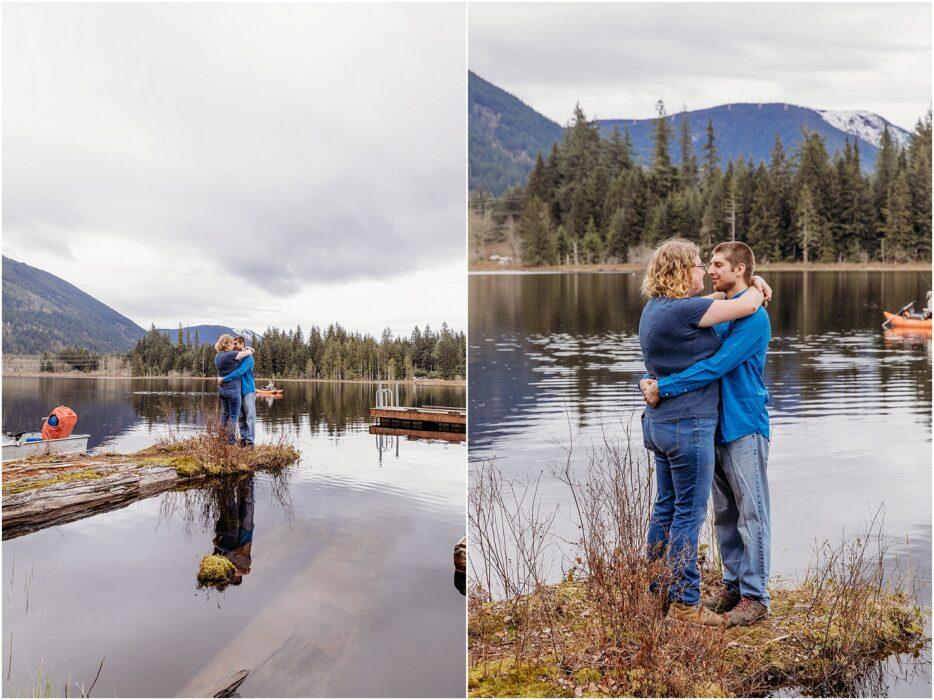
[214,334,243,444]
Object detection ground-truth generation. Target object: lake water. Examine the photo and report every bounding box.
[469,270,931,696]
[2,377,466,697]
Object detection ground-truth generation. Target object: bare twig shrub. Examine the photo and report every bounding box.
[144,410,300,478]
[469,461,561,668]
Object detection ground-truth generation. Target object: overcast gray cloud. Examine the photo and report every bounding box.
[470,3,931,130]
[3,3,466,334]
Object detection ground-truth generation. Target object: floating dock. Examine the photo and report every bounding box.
[368,424,464,443]
[368,404,466,439]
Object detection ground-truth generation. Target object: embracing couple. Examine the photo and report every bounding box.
[638,238,772,628]
[213,334,256,448]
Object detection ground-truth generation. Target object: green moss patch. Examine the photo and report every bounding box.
[3,469,106,496]
[137,439,300,479]
[197,554,235,585]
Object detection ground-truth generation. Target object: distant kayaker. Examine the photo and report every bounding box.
[900,296,931,321]
[261,381,277,391]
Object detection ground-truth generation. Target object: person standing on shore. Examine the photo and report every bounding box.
[641,241,772,627]
[213,335,242,445]
[638,238,765,626]
[218,336,256,449]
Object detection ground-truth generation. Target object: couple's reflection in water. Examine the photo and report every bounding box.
[209,477,255,590]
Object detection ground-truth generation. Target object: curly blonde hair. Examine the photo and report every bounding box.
[214,334,234,352]
[641,238,699,298]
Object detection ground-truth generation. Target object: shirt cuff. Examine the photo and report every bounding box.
[657,377,677,397]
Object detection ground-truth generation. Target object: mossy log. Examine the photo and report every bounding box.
[2,441,299,540]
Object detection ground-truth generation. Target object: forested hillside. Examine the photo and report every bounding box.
[129,323,466,380]
[2,256,145,353]
[470,103,931,265]
[469,71,564,195]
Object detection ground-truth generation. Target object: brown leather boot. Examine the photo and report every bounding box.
[723,597,769,627]
[668,601,725,626]
[701,585,741,613]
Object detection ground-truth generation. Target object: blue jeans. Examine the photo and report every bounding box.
[218,384,242,445]
[643,415,718,605]
[239,392,256,446]
[714,433,771,607]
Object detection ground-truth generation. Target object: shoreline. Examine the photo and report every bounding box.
[1,373,466,387]
[470,261,933,274]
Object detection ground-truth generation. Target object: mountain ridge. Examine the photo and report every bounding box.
[2,256,261,354]
[468,73,914,194]
[2,256,146,354]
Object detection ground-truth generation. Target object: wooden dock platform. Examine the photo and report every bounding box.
[368,405,466,427]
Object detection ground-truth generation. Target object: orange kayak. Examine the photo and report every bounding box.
[883,311,932,329]
[256,389,283,396]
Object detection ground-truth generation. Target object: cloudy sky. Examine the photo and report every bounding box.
[4,3,466,337]
[470,2,931,130]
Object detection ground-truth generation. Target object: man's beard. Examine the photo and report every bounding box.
[713,279,737,293]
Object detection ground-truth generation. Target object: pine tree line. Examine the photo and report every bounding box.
[128,322,466,381]
[470,102,932,265]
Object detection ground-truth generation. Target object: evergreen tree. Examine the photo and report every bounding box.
[796,184,823,263]
[873,126,899,251]
[701,118,720,187]
[544,143,562,222]
[518,196,557,266]
[883,167,914,261]
[650,100,677,199]
[835,139,873,259]
[581,217,603,263]
[526,153,550,202]
[747,165,781,261]
[678,109,698,188]
[908,109,932,260]
[557,104,602,236]
[604,169,647,262]
[605,125,632,177]
[769,134,794,259]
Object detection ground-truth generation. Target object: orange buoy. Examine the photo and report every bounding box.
[41,406,78,440]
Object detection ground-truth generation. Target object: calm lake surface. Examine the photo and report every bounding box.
[469,270,931,696]
[2,378,465,697]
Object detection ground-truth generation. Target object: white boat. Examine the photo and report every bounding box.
[2,433,90,462]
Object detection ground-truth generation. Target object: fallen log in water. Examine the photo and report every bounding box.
[454,535,467,573]
[197,669,249,698]
[2,438,300,540]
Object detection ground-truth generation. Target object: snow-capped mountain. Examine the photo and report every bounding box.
[156,325,261,346]
[469,72,923,193]
[817,110,911,149]
[230,327,259,341]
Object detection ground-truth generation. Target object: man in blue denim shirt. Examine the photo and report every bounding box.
[642,242,772,627]
[219,336,256,448]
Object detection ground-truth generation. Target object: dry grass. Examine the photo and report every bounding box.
[468,425,929,698]
[137,418,300,479]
